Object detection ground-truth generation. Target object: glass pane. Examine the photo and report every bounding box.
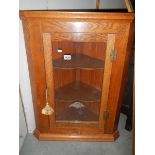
[52,35,107,122]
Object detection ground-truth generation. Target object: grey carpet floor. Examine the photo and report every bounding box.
[20,114,132,155]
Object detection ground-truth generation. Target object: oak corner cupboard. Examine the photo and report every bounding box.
[20,9,134,141]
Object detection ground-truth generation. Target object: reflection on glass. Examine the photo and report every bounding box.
[52,39,107,122]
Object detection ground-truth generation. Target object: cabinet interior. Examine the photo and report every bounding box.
[51,41,107,122]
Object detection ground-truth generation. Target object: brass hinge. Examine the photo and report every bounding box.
[103,111,109,120]
[110,49,117,62]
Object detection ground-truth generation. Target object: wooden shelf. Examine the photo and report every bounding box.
[53,54,104,69]
[55,82,101,102]
[56,107,98,121]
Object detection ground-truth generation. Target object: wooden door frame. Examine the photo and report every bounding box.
[99,34,116,129]
[42,32,116,131]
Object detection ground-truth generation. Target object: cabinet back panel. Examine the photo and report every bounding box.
[80,70,103,90]
[52,41,106,60]
[77,42,106,60]
[53,69,103,90]
[52,41,76,59]
[53,69,76,89]
[52,41,105,90]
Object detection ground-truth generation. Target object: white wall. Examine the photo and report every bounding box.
[19,0,126,10]
[20,0,96,10]
[19,92,27,150]
[19,0,126,133]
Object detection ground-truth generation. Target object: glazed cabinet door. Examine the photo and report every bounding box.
[42,32,116,131]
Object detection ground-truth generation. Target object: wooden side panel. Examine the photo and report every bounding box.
[22,20,49,132]
[104,23,134,133]
[113,22,134,132]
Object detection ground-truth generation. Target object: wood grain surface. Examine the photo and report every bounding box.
[21,11,134,141]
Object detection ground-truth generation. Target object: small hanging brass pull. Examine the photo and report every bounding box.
[41,103,54,115]
[41,89,54,115]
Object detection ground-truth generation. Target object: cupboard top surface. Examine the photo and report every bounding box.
[20,10,134,21]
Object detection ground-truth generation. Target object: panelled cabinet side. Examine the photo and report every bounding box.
[104,21,134,134]
[21,19,49,132]
[113,21,134,132]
